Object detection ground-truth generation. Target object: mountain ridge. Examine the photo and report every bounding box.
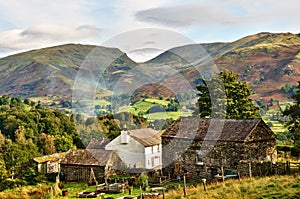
[0,32,299,103]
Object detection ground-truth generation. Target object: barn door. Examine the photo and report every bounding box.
[210,168,218,179]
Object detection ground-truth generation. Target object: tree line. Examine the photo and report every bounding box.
[0,95,80,183]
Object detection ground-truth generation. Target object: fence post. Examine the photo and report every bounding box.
[248,162,252,178]
[183,175,187,197]
[140,186,143,199]
[259,164,262,177]
[202,178,207,192]
[286,161,291,175]
[221,166,225,183]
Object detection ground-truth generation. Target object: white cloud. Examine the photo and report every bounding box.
[0,0,101,55]
[135,4,234,27]
[109,0,174,34]
[134,0,300,31]
[1,0,300,58]
[0,0,91,28]
[0,24,101,50]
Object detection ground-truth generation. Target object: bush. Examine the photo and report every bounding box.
[0,179,26,191]
[277,145,291,152]
[291,146,300,157]
[267,122,273,127]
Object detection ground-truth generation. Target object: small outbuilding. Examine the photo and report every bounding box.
[33,152,66,174]
[60,149,122,182]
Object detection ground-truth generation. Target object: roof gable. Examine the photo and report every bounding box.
[162,117,272,142]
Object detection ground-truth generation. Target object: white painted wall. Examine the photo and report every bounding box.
[144,144,162,169]
[105,136,145,168]
[106,135,162,169]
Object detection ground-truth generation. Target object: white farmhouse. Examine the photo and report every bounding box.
[105,127,162,170]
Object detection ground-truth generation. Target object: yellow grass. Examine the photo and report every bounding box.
[165,175,300,199]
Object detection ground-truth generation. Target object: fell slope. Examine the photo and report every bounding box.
[0,32,299,102]
[0,44,136,97]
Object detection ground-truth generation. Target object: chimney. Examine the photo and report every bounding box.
[120,124,129,144]
[149,123,155,130]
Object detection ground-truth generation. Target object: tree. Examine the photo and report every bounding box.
[0,157,7,180]
[2,126,39,179]
[194,71,260,119]
[0,131,4,153]
[38,133,56,155]
[283,82,300,153]
[54,135,75,152]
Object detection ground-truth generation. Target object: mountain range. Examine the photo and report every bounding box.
[0,32,299,104]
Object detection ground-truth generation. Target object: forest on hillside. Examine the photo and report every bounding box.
[0,95,152,189]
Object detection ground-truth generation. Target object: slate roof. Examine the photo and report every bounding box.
[162,117,268,142]
[128,128,161,147]
[86,138,110,149]
[60,149,116,166]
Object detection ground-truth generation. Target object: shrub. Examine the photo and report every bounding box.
[0,178,26,191]
[291,146,300,157]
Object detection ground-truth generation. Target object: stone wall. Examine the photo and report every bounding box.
[61,165,105,182]
[162,137,277,180]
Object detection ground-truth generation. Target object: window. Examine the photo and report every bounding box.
[174,162,180,173]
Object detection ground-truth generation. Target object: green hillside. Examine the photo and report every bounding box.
[0,32,299,104]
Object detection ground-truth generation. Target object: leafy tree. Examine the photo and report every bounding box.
[0,95,10,106]
[54,134,75,152]
[0,131,4,152]
[194,71,260,119]
[0,95,80,154]
[38,133,56,155]
[10,97,23,108]
[0,157,7,180]
[98,114,121,140]
[3,136,39,179]
[283,82,300,153]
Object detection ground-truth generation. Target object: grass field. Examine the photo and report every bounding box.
[166,175,300,199]
[1,175,300,199]
[146,111,191,120]
[262,114,287,134]
[0,182,148,199]
[128,98,192,121]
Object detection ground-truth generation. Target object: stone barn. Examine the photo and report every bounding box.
[60,149,122,182]
[162,117,277,180]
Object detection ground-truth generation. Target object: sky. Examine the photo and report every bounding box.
[0,0,300,61]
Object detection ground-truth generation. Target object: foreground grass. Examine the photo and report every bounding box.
[1,175,300,198]
[0,184,51,199]
[0,182,144,199]
[166,175,300,199]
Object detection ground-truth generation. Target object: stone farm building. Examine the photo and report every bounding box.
[105,127,162,170]
[60,149,122,182]
[162,117,277,180]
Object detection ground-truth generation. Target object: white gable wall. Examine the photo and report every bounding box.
[144,144,162,169]
[105,135,145,168]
